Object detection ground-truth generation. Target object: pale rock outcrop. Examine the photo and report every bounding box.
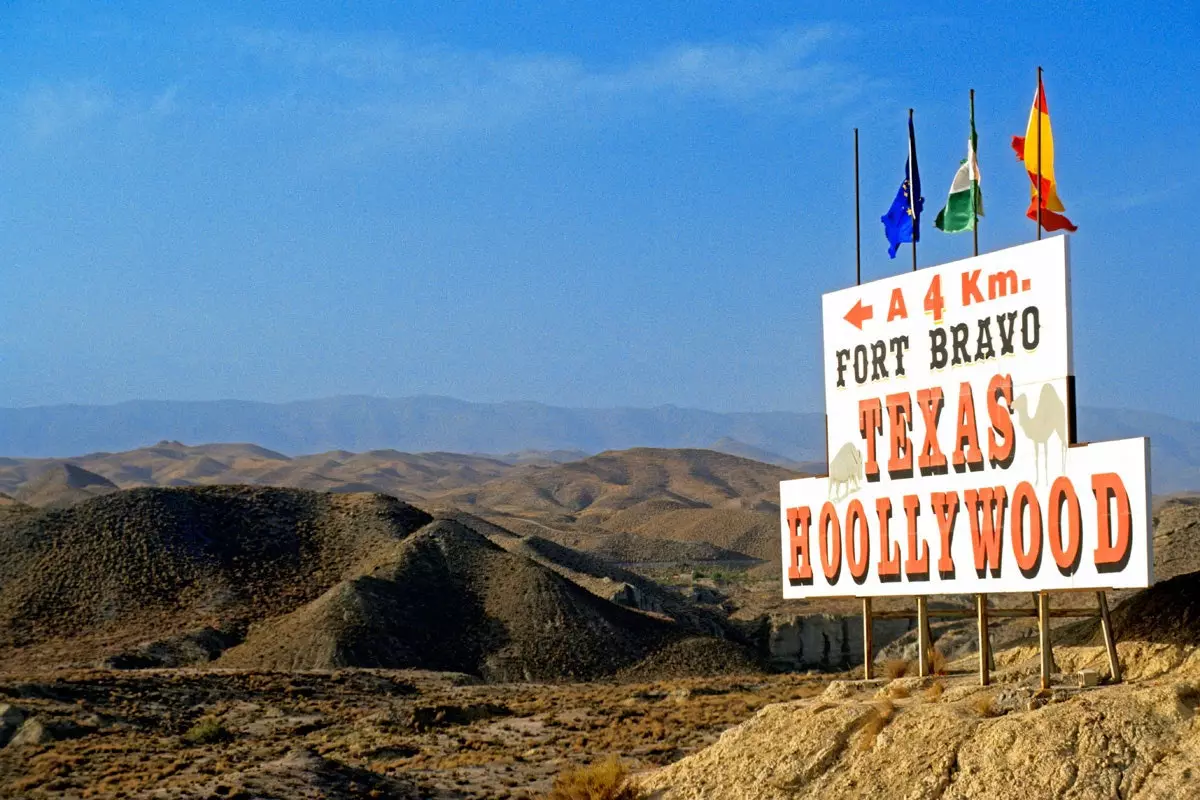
[639,645,1200,800]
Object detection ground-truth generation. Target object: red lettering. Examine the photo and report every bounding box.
[845,500,870,581]
[1049,477,1082,573]
[903,494,929,577]
[966,486,1007,575]
[1011,481,1042,574]
[887,287,909,321]
[1093,473,1132,569]
[953,382,984,469]
[961,268,984,306]
[932,491,959,575]
[818,502,842,581]
[886,392,913,475]
[875,497,901,577]
[858,398,883,480]
[987,374,1015,467]
[786,507,813,581]
[916,387,947,472]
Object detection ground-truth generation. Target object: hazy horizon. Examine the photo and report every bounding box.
[2,391,1199,426]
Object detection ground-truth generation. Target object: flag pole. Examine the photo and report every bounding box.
[971,89,979,257]
[855,128,862,286]
[1036,67,1043,241]
[909,108,917,272]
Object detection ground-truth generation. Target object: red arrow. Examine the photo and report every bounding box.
[844,298,874,330]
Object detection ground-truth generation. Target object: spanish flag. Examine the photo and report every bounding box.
[1011,75,1077,232]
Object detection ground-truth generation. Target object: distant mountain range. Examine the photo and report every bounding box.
[1,395,1197,492]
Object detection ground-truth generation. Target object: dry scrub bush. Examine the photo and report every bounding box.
[544,756,647,800]
[971,693,1001,718]
[857,699,896,752]
[924,681,945,701]
[181,717,230,745]
[886,682,910,699]
[930,648,949,675]
[884,659,911,679]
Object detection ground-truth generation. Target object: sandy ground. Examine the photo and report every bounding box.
[0,668,825,799]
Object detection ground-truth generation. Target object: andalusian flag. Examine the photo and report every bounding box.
[1011,74,1077,232]
[935,101,983,233]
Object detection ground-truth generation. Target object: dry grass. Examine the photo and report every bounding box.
[885,682,910,699]
[930,648,949,676]
[180,716,230,745]
[544,756,647,800]
[884,659,911,680]
[970,693,1001,718]
[923,681,945,701]
[857,699,896,752]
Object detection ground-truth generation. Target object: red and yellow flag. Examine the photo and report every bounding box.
[1011,76,1077,232]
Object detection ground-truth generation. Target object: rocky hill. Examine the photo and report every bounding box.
[0,486,756,678]
[12,463,118,508]
[217,520,694,680]
[0,486,433,665]
[441,447,799,562]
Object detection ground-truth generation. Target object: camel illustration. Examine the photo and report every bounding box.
[827,442,864,500]
[1012,383,1068,484]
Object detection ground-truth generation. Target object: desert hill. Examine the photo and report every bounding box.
[0,441,519,504]
[440,447,796,518]
[12,462,118,508]
[439,448,801,562]
[0,485,757,678]
[217,519,696,680]
[0,486,433,663]
[0,444,798,564]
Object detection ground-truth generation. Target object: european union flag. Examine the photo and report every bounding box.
[881,113,923,259]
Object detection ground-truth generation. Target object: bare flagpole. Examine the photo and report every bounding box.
[1036,67,1043,241]
[855,128,862,286]
[909,108,917,272]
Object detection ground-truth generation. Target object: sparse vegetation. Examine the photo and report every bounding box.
[930,647,949,676]
[923,681,945,701]
[181,716,230,745]
[884,659,911,679]
[971,692,1001,718]
[857,699,896,751]
[543,756,647,800]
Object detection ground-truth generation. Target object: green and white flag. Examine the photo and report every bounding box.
[934,104,983,233]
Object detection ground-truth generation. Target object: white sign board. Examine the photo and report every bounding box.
[780,237,1151,598]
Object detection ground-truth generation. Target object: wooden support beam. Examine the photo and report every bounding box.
[1097,591,1122,683]
[916,596,930,677]
[870,607,1097,620]
[1038,591,1053,690]
[862,597,873,680]
[977,594,990,687]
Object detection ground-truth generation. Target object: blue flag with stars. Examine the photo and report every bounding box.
[881,114,923,259]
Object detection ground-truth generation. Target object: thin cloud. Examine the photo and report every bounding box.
[229,24,871,136]
[19,81,113,144]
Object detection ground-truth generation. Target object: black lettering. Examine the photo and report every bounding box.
[889,336,909,377]
[836,349,850,388]
[929,328,948,370]
[974,318,996,361]
[997,311,1018,355]
[853,345,869,385]
[1021,306,1040,351]
[870,341,889,380]
[951,323,971,366]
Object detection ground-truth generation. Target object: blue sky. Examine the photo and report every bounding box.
[1,2,1197,418]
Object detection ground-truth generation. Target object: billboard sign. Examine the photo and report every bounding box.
[780,237,1151,598]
